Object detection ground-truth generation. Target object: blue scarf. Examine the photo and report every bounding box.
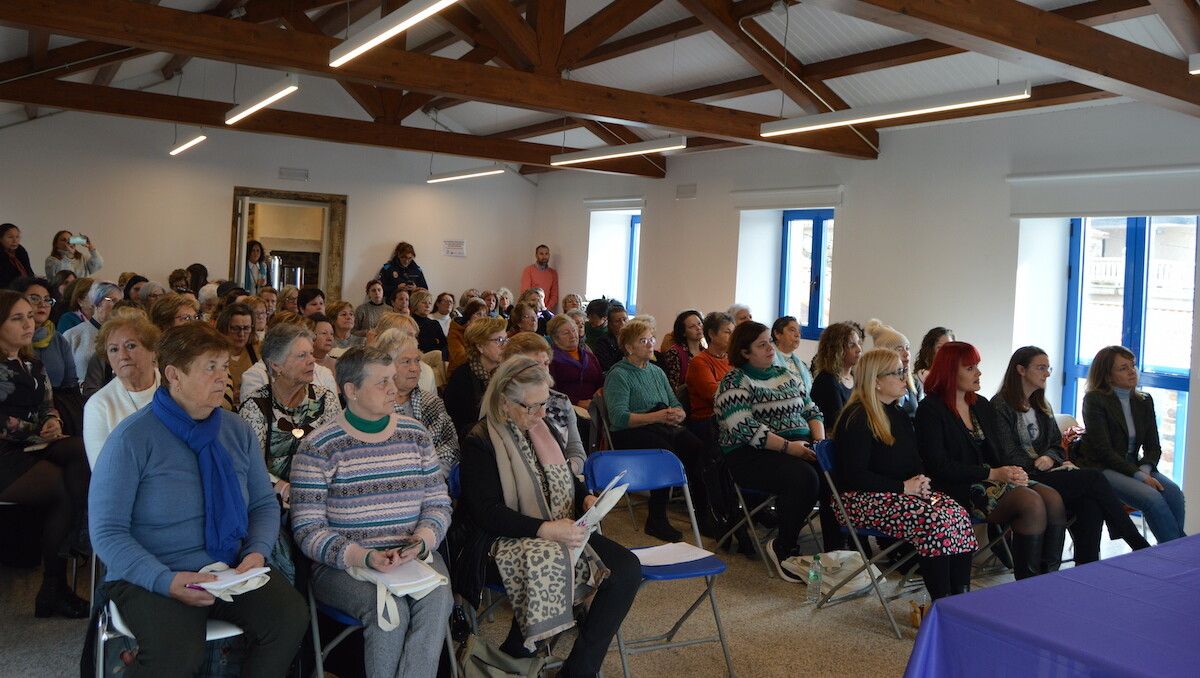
[151,389,248,565]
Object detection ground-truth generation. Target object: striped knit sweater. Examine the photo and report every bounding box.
[290,412,452,569]
[715,364,824,453]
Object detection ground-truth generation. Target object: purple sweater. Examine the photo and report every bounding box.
[549,345,605,404]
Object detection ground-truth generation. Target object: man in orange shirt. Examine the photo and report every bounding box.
[519,244,558,312]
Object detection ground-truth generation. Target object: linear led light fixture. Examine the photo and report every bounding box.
[760,81,1032,137]
[550,136,687,167]
[426,164,507,184]
[225,72,300,125]
[330,0,462,67]
[1190,53,1200,75]
[169,132,208,156]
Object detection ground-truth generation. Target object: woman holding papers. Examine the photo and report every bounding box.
[459,355,641,677]
[291,346,452,678]
[89,322,307,676]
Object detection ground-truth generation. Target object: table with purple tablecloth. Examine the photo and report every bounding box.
[905,535,1200,677]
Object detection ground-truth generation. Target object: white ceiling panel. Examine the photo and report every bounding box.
[824,52,1058,108]
[438,101,564,136]
[1095,14,1187,58]
[606,0,696,42]
[525,127,608,148]
[752,4,917,64]
[572,31,756,94]
[712,90,808,118]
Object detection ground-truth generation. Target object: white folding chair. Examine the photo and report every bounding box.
[95,601,243,678]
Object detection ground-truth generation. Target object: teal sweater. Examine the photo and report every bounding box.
[715,365,823,453]
[603,359,680,431]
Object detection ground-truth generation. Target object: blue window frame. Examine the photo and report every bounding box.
[626,215,641,314]
[1063,216,1195,484]
[779,208,835,340]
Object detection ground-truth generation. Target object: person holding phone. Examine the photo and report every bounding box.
[291,347,452,678]
[832,348,977,600]
[45,230,104,279]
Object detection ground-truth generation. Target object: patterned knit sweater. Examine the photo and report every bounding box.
[290,412,452,569]
[715,364,824,452]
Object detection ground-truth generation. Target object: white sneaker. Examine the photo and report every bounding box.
[780,555,807,580]
[765,538,804,583]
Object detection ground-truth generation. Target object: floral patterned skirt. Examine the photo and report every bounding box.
[839,491,978,557]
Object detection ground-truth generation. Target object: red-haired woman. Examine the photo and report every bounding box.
[915,342,1066,580]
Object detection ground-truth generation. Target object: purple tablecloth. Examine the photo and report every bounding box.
[905,535,1200,677]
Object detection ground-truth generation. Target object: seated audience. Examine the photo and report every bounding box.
[685,311,734,434]
[444,317,509,436]
[865,319,920,417]
[197,282,221,322]
[916,341,1066,579]
[604,318,710,541]
[48,270,76,325]
[63,280,121,380]
[1079,345,1187,542]
[216,303,257,408]
[298,287,326,318]
[292,347,451,677]
[504,332,587,474]
[148,292,200,332]
[56,276,93,333]
[13,277,78,396]
[0,290,90,617]
[430,292,455,335]
[123,275,148,303]
[185,262,208,296]
[390,288,411,316]
[81,305,145,399]
[810,321,863,427]
[244,294,269,344]
[583,297,609,347]
[992,346,1151,563]
[136,281,167,309]
[167,268,190,295]
[833,348,978,599]
[410,289,449,358]
[0,223,34,288]
[547,314,603,407]
[83,314,161,468]
[914,326,954,386]
[448,298,489,372]
[90,322,307,674]
[458,356,639,672]
[45,230,104,279]
[377,240,429,300]
[727,303,752,326]
[258,286,278,317]
[239,312,338,403]
[480,289,499,317]
[770,315,813,395]
[565,308,587,340]
[714,321,824,581]
[327,300,363,350]
[507,301,539,337]
[588,302,627,372]
[310,314,338,373]
[375,329,459,475]
[278,285,300,315]
[495,287,513,318]
[354,279,387,333]
[370,313,437,394]
[561,293,584,314]
[458,289,480,320]
[660,309,704,392]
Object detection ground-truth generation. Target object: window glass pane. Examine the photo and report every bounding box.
[820,219,834,327]
[785,218,814,322]
[1078,217,1127,363]
[1142,216,1196,373]
[1139,386,1187,482]
[585,210,639,304]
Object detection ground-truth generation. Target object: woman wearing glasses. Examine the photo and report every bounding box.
[865,319,921,418]
[992,346,1151,563]
[375,328,459,476]
[445,316,510,436]
[603,317,711,542]
[148,292,201,332]
[457,355,640,673]
[11,278,77,399]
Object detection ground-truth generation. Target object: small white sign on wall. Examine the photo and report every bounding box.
[443,240,466,257]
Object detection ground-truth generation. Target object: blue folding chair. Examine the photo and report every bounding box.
[812,440,917,639]
[585,449,736,677]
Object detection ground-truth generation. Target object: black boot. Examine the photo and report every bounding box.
[34,575,89,619]
[949,553,973,595]
[1041,524,1067,573]
[643,516,682,542]
[1111,521,1152,551]
[1010,532,1044,580]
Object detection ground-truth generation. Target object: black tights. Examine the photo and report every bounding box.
[0,437,89,583]
[985,484,1065,536]
[918,552,973,600]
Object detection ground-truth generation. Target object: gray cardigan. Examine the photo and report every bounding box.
[990,398,1066,471]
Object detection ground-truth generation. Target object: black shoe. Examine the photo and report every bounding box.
[1010,533,1044,581]
[644,518,683,542]
[34,580,89,619]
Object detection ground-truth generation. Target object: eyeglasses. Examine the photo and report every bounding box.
[99,297,120,306]
[1032,365,1054,374]
[880,368,909,379]
[508,396,549,415]
[26,295,55,306]
[489,336,510,346]
[637,337,657,346]
[175,314,198,323]
[230,325,253,334]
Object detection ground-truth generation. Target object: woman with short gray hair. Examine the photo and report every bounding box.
[135,280,167,309]
[375,329,459,475]
[292,346,452,678]
[62,280,121,379]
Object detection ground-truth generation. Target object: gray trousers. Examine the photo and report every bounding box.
[310,552,453,678]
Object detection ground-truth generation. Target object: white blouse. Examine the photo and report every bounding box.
[83,372,160,469]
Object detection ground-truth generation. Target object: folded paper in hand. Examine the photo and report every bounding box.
[196,563,271,602]
[349,557,448,631]
[572,470,629,560]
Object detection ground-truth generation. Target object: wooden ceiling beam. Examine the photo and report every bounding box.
[283,9,387,120]
[0,77,665,177]
[463,0,539,69]
[557,0,664,70]
[0,0,874,157]
[389,45,496,121]
[314,0,382,34]
[1147,0,1200,54]
[527,0,565,75]
[160,0,250,79]
[23,29,48,119]
[0,41,147,83]
[803,0,1200,116]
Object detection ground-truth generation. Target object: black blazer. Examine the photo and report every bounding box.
[443,363,486,437]
[413,314,449,359]
[990,398,1066,471]
[0,245,34,289]
[811,371,852,428]
[832,402,923,494]
[1079,390,1161,477]
[915,393,1003,508]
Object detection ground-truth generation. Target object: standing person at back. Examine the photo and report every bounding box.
[377,241,428,302]
[519,244,558,312]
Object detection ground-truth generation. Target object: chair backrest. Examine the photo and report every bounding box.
[814,439,836,475]
[588,388,613,451]
[1054,413,1080,432]
[584,449,686,494]
[676,384,691,418]
[422,350,447,387]
[448,464,461,501]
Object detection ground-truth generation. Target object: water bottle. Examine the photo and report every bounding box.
[806,554,823,605]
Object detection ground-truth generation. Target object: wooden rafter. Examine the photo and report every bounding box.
[528,0,565,75]
[23,29,48,118]
[0,41,146,82]
[557,0,664,70]
[1147,0,1200,54]
[0,77,666,176]
[0,0,875,157]
[389,45,496,121]
[464,0,539,69]
[283,9,387,120]
[161,0,249,79]
[803,0,1200,116]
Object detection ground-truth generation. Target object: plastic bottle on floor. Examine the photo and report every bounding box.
[806,554,822,605]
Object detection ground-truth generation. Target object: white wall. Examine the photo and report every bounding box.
[1013,218,1071,407]
[735,209,782,318]
[1,69,537,301]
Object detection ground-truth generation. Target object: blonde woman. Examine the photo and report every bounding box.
[831,348,977,599]
[409,289,448,358]
[374,329,459,475]
[369,313,436,394]
[278,285,300,314]
[444,317,509,435]
[865,319,920,418]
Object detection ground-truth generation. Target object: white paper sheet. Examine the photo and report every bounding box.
[196,566,271,592]
[632,542,714,567]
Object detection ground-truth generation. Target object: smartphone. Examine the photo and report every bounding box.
[68,235,88,245]
[396,536,423,555]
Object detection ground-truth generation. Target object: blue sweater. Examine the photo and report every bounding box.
[89,406,279,596]
[36,331,77,388]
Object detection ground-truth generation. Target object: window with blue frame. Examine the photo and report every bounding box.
[779,209,835,340]
[584,210,641,313]
[1063,216,1197,484]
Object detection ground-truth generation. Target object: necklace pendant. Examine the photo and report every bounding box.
[292,427,305,439]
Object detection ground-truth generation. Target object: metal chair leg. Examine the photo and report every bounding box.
[706,577,736,677]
